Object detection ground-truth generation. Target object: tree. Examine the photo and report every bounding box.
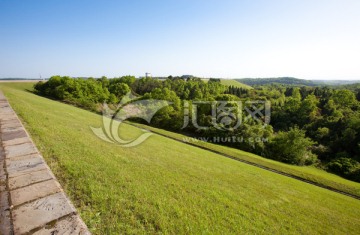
[143,88,183,130]
[266,127,317,165]
[332,89,356,108]
[109,83,130,99]
[98,76,109,88]
[327,157,360,181]
[297,94,320,126]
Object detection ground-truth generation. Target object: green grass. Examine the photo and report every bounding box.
[130,123,360,198]
[201,78,253,90]
[219,79,253,89]
[1,82,360,234]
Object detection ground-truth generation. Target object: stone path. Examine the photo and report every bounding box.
[0,91,90,234]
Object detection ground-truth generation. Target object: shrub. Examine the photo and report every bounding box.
[327,157,359,176]
[266,127,317,165]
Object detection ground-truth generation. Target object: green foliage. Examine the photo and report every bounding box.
[297,94,320,126]
[131,77,163,95]
[328,158,360,181]
[162,76,226,100]
[266,127,317,165]
[224,85,249,98]
[109,83,130,98]
[332,89,356,107]
[143,88,183,130]
[34,76,135,110]
[316,127,330,140]
[234,123,273,155]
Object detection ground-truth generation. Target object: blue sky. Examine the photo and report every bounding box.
[0,0,359,79]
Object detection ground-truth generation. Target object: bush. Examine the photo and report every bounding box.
[327,157,359,176]
[349,168,360,182]
[33,76,123,106]
[266,127,317,165]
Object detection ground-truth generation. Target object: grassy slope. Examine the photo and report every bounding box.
[202,78,253,90]
[1,82,360,234]
[220,79,253,89]
[130,123,360,198]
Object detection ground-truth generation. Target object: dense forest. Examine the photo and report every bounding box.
[34,76,360,182]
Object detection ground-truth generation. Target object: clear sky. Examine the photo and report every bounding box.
[0,0,359,80]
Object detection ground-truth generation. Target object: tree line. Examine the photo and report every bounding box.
[34,76,360,182]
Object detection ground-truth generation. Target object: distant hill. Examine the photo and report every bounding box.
[235,77,318,86]
[235,77,360,87]
[312,80,360,86]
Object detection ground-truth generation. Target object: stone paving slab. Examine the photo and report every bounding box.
[0,208,11,235]
[6,154,46,178]
[8,162,48,179]
[0,148,4,157]
[0,172,5,192]
[0,191,9,210]
[0,114,15,117]
[11,179,62,207]
[1,130,28,142]
[0,121,22,129]
[0,191,11,234]
[2,136,32,147]
[0,109,14,113]
[4,142,38,158]
[0,166,5,180]
[12,192,76,234]
[0,118,20,124]
[33,215,90,235]
[9,168,54,190]
[0,123,23,130]
[0,91,90,234]
[1,126,23,133]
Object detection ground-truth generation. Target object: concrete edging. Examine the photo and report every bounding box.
[0,91,90,234]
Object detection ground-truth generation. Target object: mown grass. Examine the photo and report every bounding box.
[130,123,360,198]
[202,78,253,90]
[1,82,360,234]
[220,79,253,89]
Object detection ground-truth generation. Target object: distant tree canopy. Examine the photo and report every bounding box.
[34,76,360,182]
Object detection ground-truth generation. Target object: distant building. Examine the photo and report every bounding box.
[145,72,152,78]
